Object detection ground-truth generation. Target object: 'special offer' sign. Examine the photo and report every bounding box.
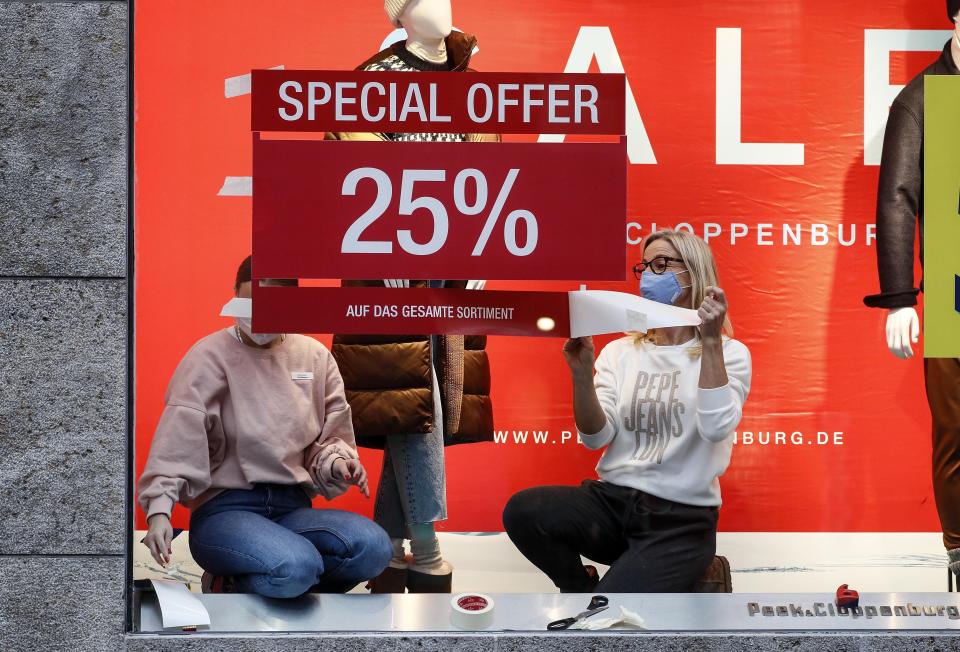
[250,68,627,333]
[251,70,625,134]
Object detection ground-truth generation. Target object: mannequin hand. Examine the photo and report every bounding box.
[142,514,173,566]
[333,458,370,497]
[697,286,728,341]
[885,307,919,359]
[563,336,596,378]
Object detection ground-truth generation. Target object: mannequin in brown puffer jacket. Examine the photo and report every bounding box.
[327,7,497,593]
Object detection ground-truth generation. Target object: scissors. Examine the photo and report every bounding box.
[547,595,610,630]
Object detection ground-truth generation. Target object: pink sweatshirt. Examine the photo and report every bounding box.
[137,328,359,519]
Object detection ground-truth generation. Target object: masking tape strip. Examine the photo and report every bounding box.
[218,176,252,197]
[225,64,285,98]
[220,297,252,319]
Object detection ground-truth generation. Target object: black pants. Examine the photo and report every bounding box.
[503,480,718,592]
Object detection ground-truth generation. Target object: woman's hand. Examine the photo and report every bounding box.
[333,458,370,497]
[563,336,596,378]
[565,336,608,438]
[697,286,728,341]
[142,514,173,566]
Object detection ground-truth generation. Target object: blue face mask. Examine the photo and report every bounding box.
[640,270,688,305]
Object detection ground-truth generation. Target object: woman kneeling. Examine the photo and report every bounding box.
[138,257,391,597]
[503,230,752,593]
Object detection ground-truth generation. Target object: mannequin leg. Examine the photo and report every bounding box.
[370,431,449,591]
[925,357,960,569]
[386,366,451,590]
[367,443,413,593]
[409,521,444,570]
[373,439,410,543]
[385,427,447,539]
[386,362,448,532]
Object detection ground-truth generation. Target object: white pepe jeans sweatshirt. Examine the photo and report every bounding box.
[579,335,752,507]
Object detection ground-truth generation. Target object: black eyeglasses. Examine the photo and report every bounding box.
[632,256,685,279]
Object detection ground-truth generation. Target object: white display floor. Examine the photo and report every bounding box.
[133,530,953,594]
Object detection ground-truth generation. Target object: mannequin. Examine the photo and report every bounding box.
[865,0,960,575]
[392,0,452,63]
[327,0,498,594]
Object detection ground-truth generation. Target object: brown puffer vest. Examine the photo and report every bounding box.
[328,32,497,449]
[332,280,493,449]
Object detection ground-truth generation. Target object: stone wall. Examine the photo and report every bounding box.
[0,3,127,650]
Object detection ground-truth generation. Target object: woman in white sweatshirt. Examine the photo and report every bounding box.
[503,229,751,592]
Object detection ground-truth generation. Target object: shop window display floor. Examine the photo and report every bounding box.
[134,530,953,595]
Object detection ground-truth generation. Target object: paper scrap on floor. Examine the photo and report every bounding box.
[151,579,211,629]
[572,605,646,630]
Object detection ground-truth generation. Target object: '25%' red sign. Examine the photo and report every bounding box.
[252,136,626,281]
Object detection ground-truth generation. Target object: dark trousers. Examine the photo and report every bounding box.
[926,358,960,550]
[503,480,718,593]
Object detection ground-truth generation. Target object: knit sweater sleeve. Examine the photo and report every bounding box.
[578,340,622,450]
[136,344,222,519]
[304,349,359,500]
[695,339,752,443]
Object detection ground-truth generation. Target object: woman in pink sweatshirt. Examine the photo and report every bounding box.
[138,257,391,597]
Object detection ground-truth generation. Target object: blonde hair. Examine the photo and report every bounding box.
[634,229,733,355]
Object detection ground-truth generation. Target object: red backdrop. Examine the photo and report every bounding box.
[135,0,948,532]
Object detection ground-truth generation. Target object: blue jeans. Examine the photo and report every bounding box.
[189,484,392,598]
[373,353,447,539]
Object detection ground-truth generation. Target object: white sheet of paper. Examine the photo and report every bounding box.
[150,579,211,629]
[220,297,252,318]
[568,290,701,338]
[572,606,646,630]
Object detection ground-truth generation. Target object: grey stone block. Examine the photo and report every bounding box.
[127,633,495,651]
[126,634,402,651]
[0,279,126,555]
[0,2,127,277]
[123,632,960,651]
[496,633,960,651]
[497,632,955,652]
[395,636,496,652]
[0,555,124,652]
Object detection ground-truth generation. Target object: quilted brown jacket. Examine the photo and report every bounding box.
[329,32,495,449]
[332,280,493,449]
